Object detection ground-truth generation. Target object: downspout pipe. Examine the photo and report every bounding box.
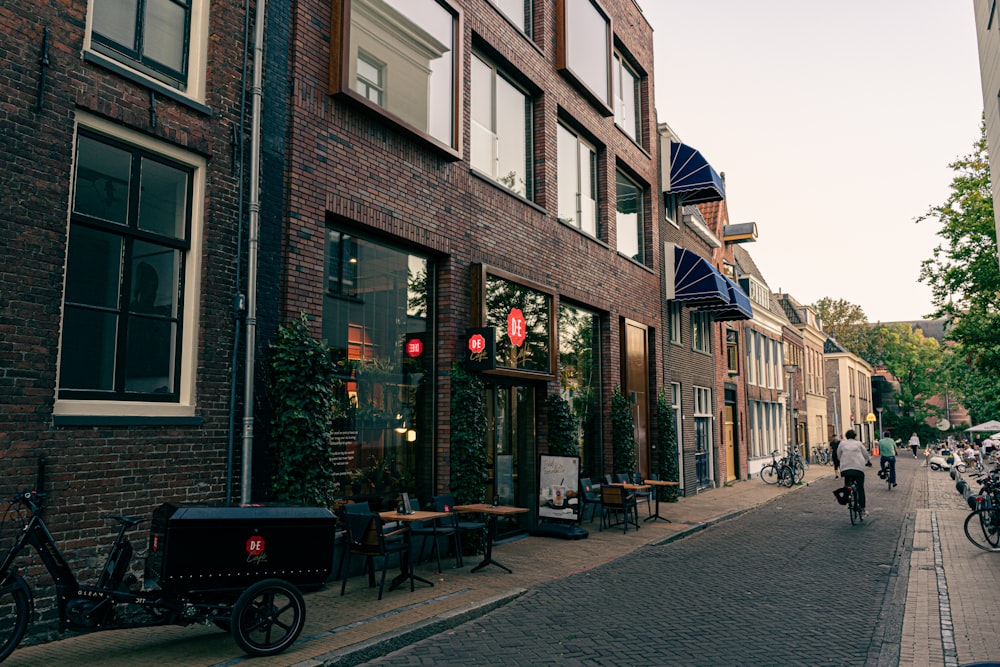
[241,0,267,504]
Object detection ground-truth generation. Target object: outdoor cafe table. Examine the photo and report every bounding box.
[607,482,652,528]
[453,504,529,574]
[642,479,679,523]
[379,509,450,590]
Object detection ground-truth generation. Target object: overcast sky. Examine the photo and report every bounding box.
[639,0,984,323]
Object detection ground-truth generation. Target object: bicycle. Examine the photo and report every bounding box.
[813,447,831,466]
[846,478,864,525]
[0,466,335,662]
[779,445,806,484]
[759,451,794,487]
[877,458,895,491]
[963,467,1000,551]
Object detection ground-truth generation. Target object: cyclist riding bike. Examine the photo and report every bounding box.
[839,429,873,515]
[877,431,898,488]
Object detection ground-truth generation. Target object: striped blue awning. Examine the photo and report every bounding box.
[669,142,725,204]
[699,276,753,321]
[671,246,729,305]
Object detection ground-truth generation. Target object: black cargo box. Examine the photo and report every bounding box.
[146,503,337,593]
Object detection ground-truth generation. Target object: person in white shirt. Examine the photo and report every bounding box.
[838,430,872,513]
[909,433,920,458]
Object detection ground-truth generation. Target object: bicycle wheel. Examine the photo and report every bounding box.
[231,578,305,657]
[778,465,795,488]
[793,462,805,484]
[848,485,862,525]
[760,464,778,485]
[0,575,32,661]
[964,507,1000,551]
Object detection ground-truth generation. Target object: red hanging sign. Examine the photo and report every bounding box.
[507,308,526,347]
[468,333,486,354]
[405,337,423,357]
[246,535,265,556]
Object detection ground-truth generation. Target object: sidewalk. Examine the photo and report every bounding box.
[5,468,830,667]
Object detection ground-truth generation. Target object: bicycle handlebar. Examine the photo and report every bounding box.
[14,489,45,512]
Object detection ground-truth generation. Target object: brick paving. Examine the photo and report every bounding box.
[5,458,997,666]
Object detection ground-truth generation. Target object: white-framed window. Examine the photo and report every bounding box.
[557,123,598,237]
[56,113,203,418]
[556,0,611,109]
[356,51,385,105]
[691,311,710,353]
[86,0,209,99]
[671,380,682,460]
[669,301,682,344]
[726,329,739,374]
[471,52,531,198]
[613,52,640,142]
[615,169,644,263]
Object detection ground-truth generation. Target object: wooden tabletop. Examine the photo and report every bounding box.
[644,479,679,487]
[379,510,450,522]
[608,483,651,491]
[453,503,529,516]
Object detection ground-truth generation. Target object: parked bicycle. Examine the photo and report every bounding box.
[0,462,336,662]
[963,467,1000,552]
[759,451,795,487]
[813,446,831,466]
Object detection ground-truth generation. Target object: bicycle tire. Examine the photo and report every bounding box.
[778,465,795,488]
[0,575,32,661]
[964,507,1000,551]
[793,462,805,484]
[848,484,862,525]
[231,578,305,657]
[760,464,778,485]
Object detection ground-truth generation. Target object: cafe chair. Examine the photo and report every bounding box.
[603,473,615,487]
[579,477,602,523]
[629,471,653,517]
[433,493,486,565]
[407,497,454,572]
[600,484,639,534]
[340,511,412,600]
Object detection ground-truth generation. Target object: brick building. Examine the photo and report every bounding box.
[1,0,247,639]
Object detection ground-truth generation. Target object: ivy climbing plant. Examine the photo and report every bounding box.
[611,385,636,475]
[449,363,488,505]
[268,313,346,507]
[656,389,680,502]
[545,393,579,457]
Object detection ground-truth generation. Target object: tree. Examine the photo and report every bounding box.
[871,323,945,426]
[918,120,1000,423]
[611,386,636,474]
[811,297,872,357]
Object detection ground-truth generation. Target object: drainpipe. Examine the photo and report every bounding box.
[241,0,267,504]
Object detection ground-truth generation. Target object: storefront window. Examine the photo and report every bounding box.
[485,273,552,374]
[558,302,602,472]
[324,230,433,507]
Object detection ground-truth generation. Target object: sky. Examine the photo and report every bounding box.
[639,0,985,323]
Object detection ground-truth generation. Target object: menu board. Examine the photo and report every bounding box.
[537,455,580,523]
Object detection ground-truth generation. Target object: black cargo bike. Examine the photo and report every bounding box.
[0,478,336,662]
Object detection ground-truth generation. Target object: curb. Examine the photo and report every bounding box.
[295,590,527,667]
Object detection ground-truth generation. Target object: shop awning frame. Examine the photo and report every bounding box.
[699,275,754,321]
[668,245,729,306]
[667,141,725,205]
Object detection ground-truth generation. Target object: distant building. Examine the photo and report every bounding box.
[972,0,1000,266]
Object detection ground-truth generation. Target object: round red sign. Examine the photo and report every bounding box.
[468,333,486,353]
[507,308,526,347]
[246,535,265,556]
[405,338,423,357]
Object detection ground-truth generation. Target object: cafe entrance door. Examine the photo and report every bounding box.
[485,384,535,535]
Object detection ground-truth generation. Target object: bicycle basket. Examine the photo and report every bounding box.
[833,487,852,505]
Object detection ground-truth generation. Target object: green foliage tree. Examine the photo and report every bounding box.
[869,323,945,426]
[656,390,679,502]
[268,313,346,506]
[449,363,488,505]
[545,393,579,457]
[611,386,636,474]
[811,297,873,357]
[918,120,1000,423]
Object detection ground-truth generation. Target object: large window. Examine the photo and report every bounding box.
[691,311,710,353]
[59,122,200,407]
[471,53,531,198]
[88,0,207,95]
[726,329,740,374]
[613,52,640,142]
[489,0,530,35]
[669,301,682,344]
[335,0,459,150]
[558,302,602,473]
[557,0,611,109]
[557,124,598,237]
[615,169,644,263]
[484,272,553,375]
[323,231,434,503]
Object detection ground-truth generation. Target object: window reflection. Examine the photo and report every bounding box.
[348,0,456,147]
[559,302,601,472]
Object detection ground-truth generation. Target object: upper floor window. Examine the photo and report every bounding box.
[89,0,203,93]
[726,329,739,374]
[669,301,681,344]
[692,311,710,353]
[60,121,202,409]
[615,169,644,263]
[471,53,531,199]
[556,0,611,111]
[333,0,459,152]
[558,123,598,237]
[489,0,530,35]
[613,52,640,142]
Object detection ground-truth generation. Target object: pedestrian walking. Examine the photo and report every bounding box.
[829,434,842,479]
[909,432,920,458]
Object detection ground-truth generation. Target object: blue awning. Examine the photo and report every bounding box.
[668,142,725,204]
[671,246,729,305]
[699,276,753,321]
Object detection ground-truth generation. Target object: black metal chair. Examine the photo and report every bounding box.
[340,511,411,600]
[629,472,653,517]
[600,484,639,533]
[432,493,485,565]
[579,477,602,523]
[407,497,460,572]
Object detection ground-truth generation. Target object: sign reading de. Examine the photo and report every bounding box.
[464,327,495,372]
[507,308,526,347]
[246,535,267,565]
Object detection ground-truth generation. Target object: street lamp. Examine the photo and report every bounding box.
[827,386,840,437]
[876,407,884,438]
[784,363,799,454]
